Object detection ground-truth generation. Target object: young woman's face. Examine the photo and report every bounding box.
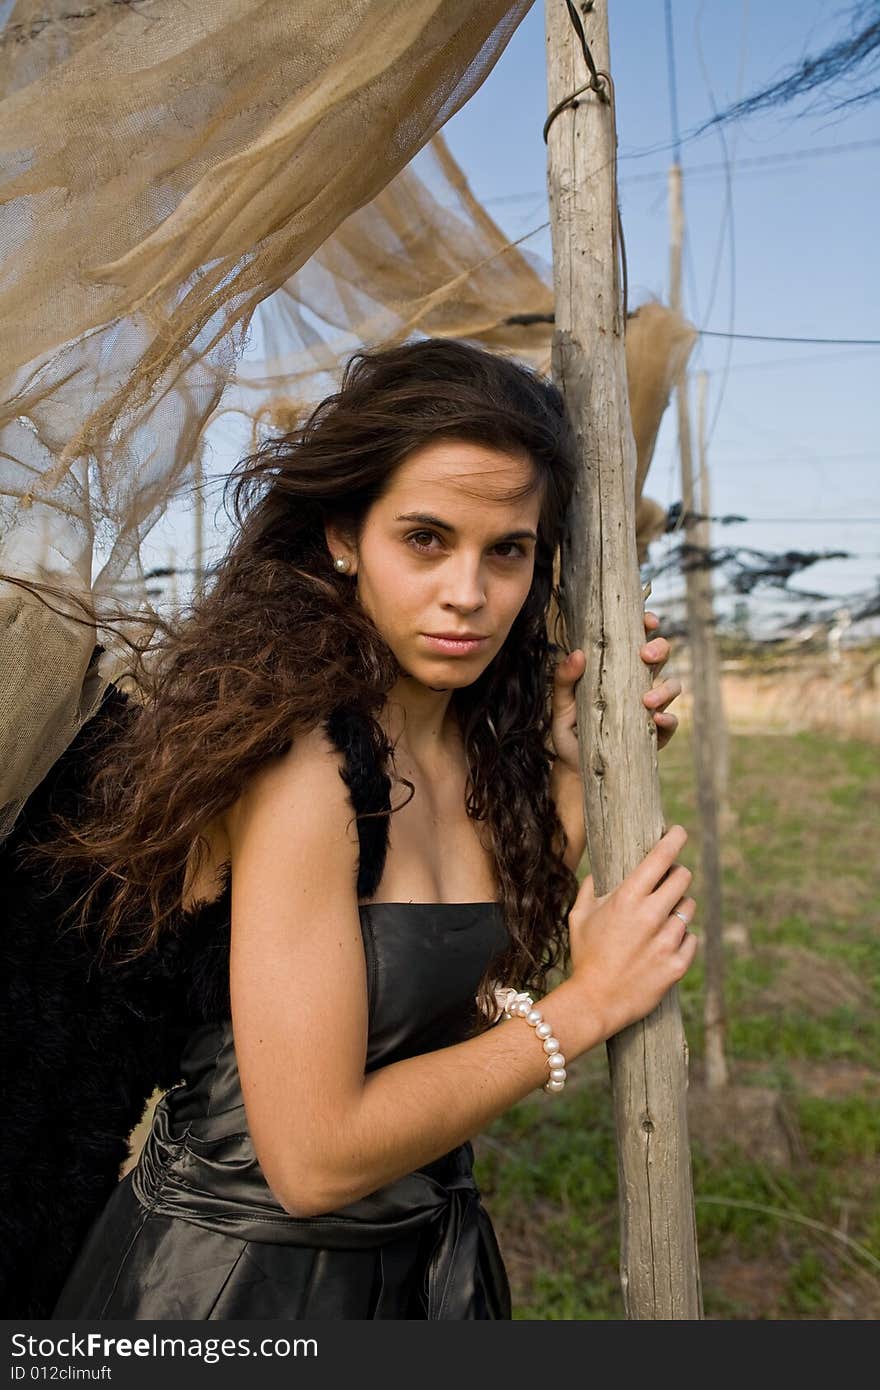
[332,439,543,691]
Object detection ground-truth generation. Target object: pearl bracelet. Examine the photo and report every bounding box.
[498,988,567,1094]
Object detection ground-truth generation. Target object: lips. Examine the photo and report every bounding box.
[421,633,490,655]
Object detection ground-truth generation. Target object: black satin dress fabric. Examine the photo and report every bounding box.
[52,901,513,1320]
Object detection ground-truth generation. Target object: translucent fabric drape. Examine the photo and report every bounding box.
[0,0,534,832]
[0,0,694,835]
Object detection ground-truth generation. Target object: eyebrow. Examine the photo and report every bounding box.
[393,511,538,543]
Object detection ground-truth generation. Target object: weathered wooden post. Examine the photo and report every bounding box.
[670,177,729,1091]
[544,0,703,1316]
[696,370,730,816]
[193,441,205,603]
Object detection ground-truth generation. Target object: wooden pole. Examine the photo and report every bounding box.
[696,371,729,815]
[193,442,205,603]
[545,0,702,1317]
[670,175,729,1091]
[167,546,179,615]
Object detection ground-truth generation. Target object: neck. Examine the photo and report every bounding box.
[379,673,460,763]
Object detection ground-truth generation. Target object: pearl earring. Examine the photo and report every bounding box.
[333,556,351,573]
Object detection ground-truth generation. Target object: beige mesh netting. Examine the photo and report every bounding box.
[0,0,534,833]
[0,0,695,838]
[218,133,695,555]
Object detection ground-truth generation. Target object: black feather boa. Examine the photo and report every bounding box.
[0,676,391,1317]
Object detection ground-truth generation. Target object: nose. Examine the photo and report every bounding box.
[440,553,487,614]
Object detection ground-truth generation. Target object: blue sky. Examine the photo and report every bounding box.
[438,0,879,637]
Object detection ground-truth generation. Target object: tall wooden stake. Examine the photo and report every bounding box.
[193,442,205,603]
[167,546,179,615]
[696,371,729,814]
[545,1,702,1317]
[670,172,729,1090]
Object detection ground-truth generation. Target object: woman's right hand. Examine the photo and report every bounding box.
[567,825,698,1041]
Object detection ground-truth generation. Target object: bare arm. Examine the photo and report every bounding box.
[228,729,697,1219]
[548,609,682,875]
[549,761,587,874]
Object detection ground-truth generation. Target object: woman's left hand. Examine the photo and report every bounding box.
[551,610,681,774]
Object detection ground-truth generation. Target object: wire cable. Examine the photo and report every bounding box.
[484,137,880,204]
[694,0,748,447]
[700,329,880,345]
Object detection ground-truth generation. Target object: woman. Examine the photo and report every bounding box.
[38,337,693,1319]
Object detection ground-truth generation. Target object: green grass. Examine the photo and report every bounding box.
[474,729,880,1320]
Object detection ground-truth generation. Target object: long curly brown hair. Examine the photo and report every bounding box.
[15,337,582,1029]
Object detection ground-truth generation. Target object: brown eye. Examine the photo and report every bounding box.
[406,530,441,553]
[405,532,527,559]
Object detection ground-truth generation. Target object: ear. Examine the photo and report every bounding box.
[324,520,357,573]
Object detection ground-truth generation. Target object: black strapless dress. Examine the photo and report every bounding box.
[52,900,513,1320]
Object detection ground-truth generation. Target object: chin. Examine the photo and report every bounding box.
[401,660,481,692]
[428,666,486,692]
[393,637,497,688]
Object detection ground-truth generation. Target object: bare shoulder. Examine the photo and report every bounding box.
[226,721,359,859]
[182,728,350,911]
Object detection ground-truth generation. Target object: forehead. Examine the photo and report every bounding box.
[379,439,542,524]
